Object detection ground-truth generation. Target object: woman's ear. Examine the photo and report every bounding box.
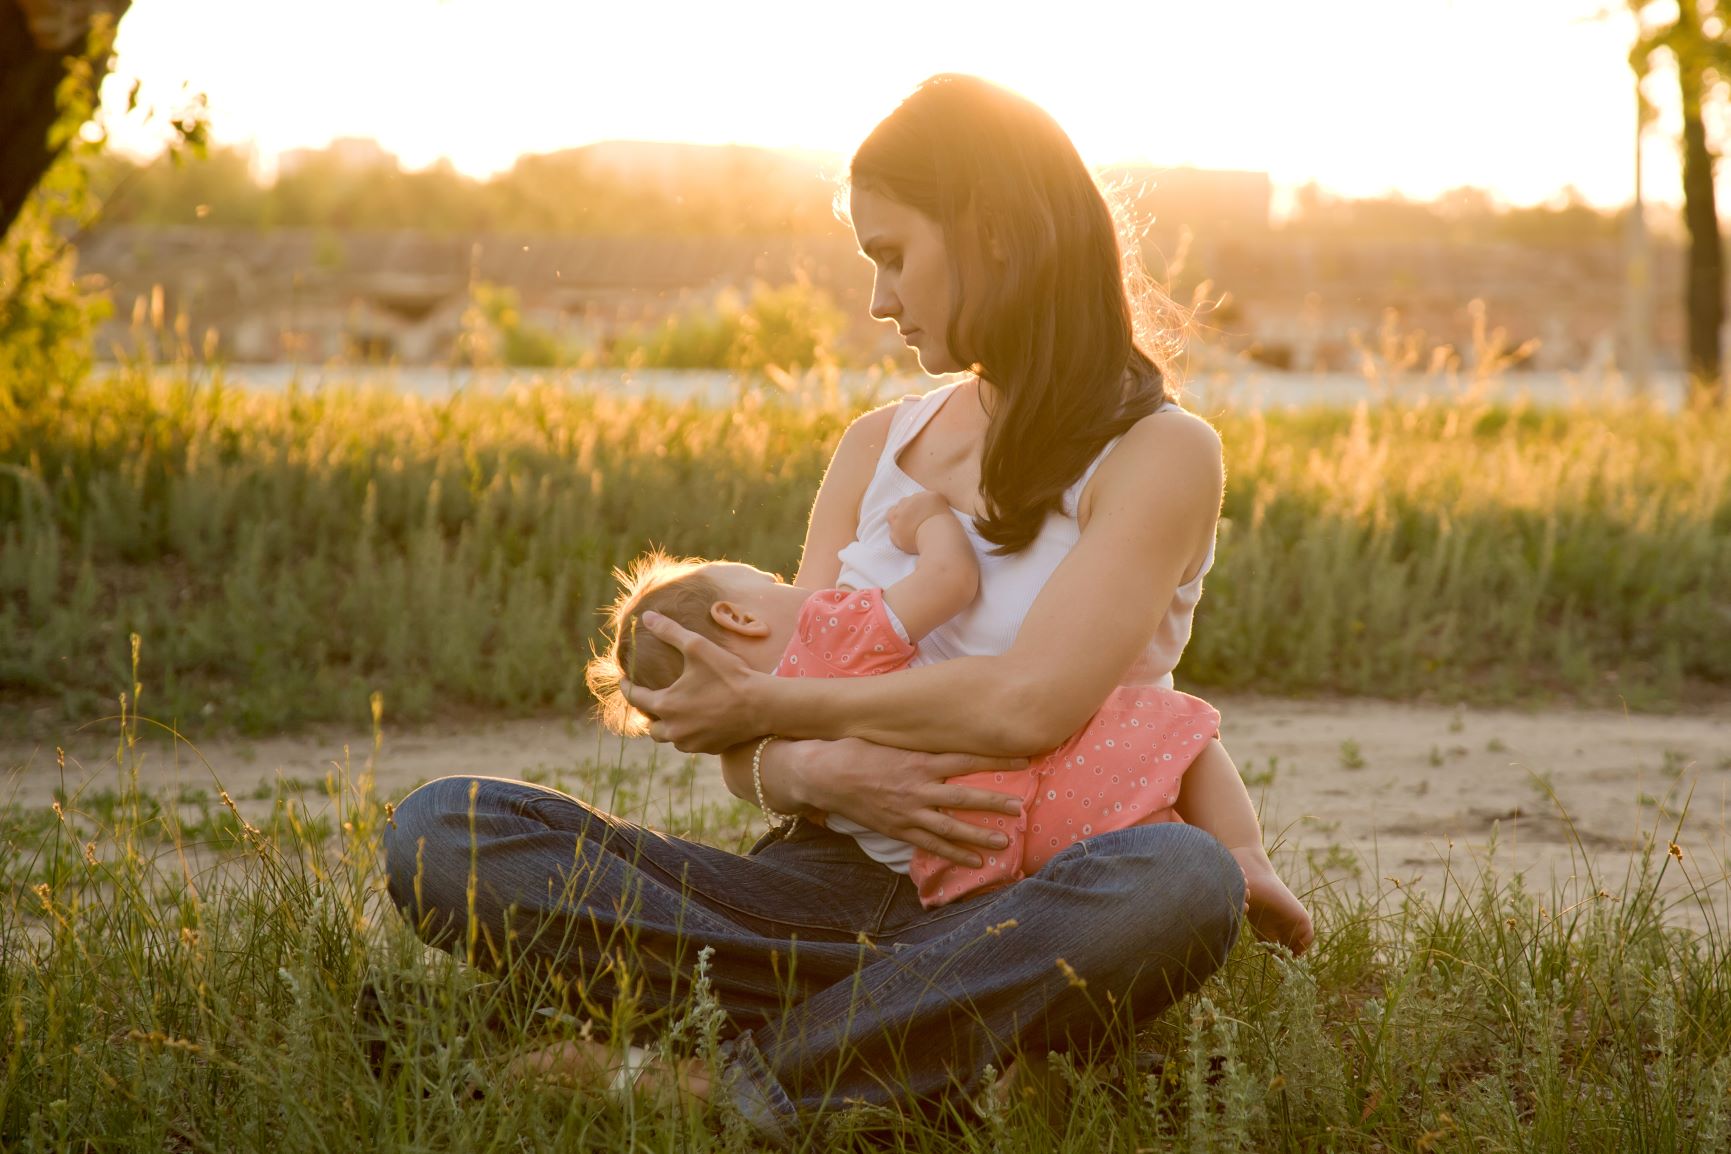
[975,199,1008,264]
[709,600,772,639]
[958,196,1006,265]
[983,213,1006,263]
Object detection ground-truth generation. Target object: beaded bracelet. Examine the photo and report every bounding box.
[751,735,796,832]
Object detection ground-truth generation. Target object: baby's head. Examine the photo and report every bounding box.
[586,549,812,735]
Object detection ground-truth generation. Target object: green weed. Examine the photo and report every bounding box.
[8,699,1726,1151]
[4,372,1728,734]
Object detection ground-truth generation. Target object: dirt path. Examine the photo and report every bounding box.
[7,697,1729,927]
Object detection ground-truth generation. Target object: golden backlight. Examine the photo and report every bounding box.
[100,0,1666,209]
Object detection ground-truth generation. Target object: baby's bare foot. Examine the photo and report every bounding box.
[1232,849,1315,956]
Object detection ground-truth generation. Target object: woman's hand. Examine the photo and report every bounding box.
[784,737,1025,867]
[620,611,772,753]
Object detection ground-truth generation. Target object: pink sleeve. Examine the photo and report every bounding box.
[773,588,915,679]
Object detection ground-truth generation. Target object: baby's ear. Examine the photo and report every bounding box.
[709,600,771,638]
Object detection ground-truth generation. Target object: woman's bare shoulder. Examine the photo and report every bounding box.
[1128,404,1222,457]
[1087,406,1224,509]
[796,401,903,588]
[835,400,898,457]
[818,402,898,486]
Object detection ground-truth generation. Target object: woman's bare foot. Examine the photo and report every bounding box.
[1232,849,1315,956]
[501,1037,712,1105]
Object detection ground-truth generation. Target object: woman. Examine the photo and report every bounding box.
[384,74,1247,1140]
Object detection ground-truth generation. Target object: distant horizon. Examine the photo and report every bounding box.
[108,129,1676,217]
[107,133,1660,227]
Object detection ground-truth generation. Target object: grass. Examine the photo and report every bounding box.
[4,689,1729,1151]
[3,365,1728,736]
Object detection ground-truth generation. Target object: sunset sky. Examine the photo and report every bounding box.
[100,0,1672,212]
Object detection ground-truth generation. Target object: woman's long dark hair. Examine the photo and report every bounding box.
[850,74,1177,554]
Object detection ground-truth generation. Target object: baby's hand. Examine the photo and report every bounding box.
[887,491,953,554]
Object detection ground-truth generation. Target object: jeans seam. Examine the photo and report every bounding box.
[867,872,905,936]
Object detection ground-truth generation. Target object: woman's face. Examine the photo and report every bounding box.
[850,185,967,375]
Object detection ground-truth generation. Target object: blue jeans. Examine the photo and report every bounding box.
[383,775,1244,1143]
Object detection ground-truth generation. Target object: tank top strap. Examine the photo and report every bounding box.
[1062,433,1125,518]
[883,382,964,458]
[1060,402,1187,518]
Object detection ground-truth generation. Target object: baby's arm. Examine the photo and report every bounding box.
[881,491,980,643]
[1174,740,1315,955]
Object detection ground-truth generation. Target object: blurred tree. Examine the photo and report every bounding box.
[1,0,130,240]
[601,280,847,372]
[727,277,844,374]
[1630,0,1730,407]
[96,141,856,238]
[1284,181,1618,247]
[92,144,264,225]
[472,281,569,367]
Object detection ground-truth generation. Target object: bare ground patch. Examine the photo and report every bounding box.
[6,696,1729,928]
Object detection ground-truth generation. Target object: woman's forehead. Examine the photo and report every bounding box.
[850,187,918,241]
[851,188,944,255]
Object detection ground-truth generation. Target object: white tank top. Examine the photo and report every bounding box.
[834,381,1214,686]
[828,382,1215,873]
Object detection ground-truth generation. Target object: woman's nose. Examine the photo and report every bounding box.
[869,275,899,322]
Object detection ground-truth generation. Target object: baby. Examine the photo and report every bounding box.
[587,492,1312,953]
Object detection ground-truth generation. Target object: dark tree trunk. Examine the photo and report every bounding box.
[1676,2,1726,406]
[0,0,132,242]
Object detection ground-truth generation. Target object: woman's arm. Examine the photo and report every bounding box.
[718,736,1025,866]
[791,402,894,589]
[632,410,1225,757]
[708,399,1023,863]
[705,401,886,814]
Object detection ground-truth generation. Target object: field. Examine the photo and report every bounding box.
[4,367,1731,1150]
[4,367,1729,736]
[3,694,1729,1150]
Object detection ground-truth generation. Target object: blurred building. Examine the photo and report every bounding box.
[71,142,1676,373]
[76,227,875,364]
[276,136,399,178]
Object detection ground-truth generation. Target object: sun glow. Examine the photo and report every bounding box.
[101,0,1658,209]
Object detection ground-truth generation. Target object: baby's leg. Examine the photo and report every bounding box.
[1173,741,1314,955]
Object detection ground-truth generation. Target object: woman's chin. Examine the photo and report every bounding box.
[913,348,965,377]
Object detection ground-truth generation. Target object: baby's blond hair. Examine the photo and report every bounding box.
[585,549,728,735]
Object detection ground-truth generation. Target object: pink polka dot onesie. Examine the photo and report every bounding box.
[774,586,1221,908]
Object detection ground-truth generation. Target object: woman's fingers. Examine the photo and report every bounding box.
[932,752,1029,776]
[636,609,699,649]
[618,675,663,718]
[616,612,765,752]
[919,756,1024,817]
[897,827,984,869]
[619,612,714,718]
[789,739,1030,863]
[923,810,1008,850]
[940,784,1023,816]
